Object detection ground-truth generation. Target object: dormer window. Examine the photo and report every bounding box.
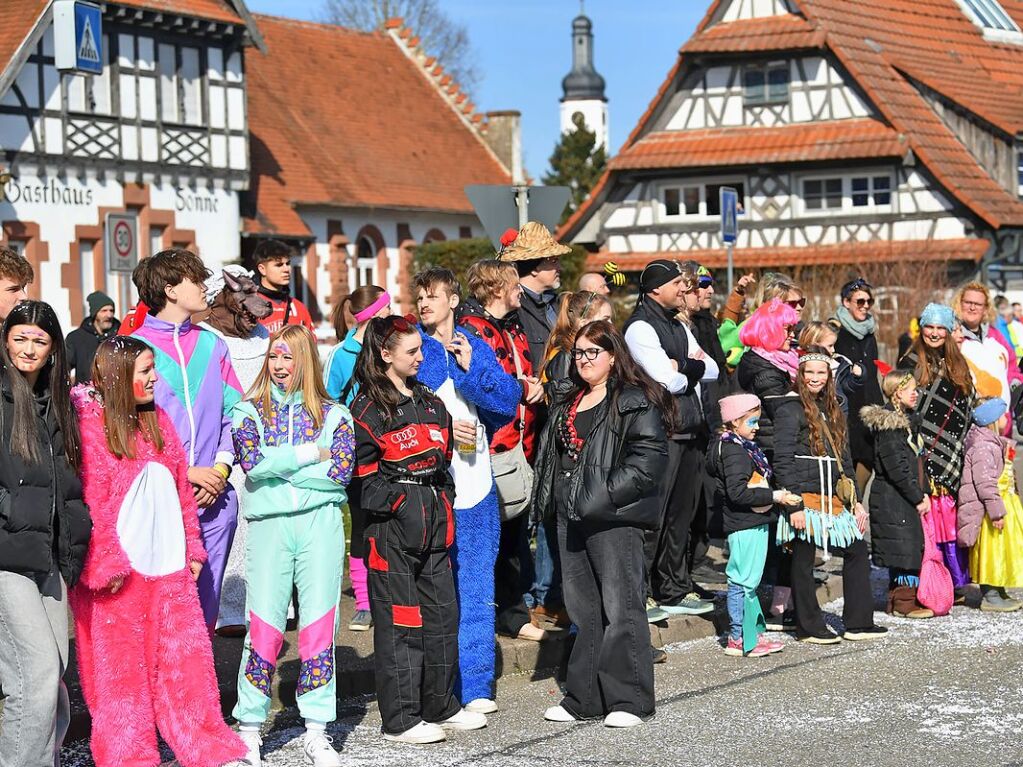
[743,64,789,106]
[956,0,1023,42]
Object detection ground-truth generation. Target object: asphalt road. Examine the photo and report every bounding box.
[57,584,1023,767]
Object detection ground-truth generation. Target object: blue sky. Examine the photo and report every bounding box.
[245,1,707,178]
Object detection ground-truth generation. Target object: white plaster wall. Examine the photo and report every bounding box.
[560,99,609,150]
[721,0,795,21]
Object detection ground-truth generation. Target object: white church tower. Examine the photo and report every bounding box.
[560,6,608,149]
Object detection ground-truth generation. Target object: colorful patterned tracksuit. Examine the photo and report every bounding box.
[231,390,354,725]
[132,314,244,631]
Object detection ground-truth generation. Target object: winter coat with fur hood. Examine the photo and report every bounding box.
[861,404,926,570]
[70,386,206,591]
[958,424,1009,548]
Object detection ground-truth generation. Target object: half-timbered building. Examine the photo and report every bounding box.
[241,15,513,319]
[562,0,1023,290]
[0,0,262,329]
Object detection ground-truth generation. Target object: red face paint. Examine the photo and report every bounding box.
[133,379,148,399]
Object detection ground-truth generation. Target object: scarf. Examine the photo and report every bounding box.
[721,430,772,481]
[835,305,877,341]
[752,346,799,381]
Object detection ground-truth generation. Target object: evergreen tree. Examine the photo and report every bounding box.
[543,112,607,224]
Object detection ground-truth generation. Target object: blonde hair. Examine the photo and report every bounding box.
[674,260,699,324]
[544,290,613,359]
[248,325,331,431]
[952,281,994,325]
[750,272,797,312]
[799,320,838,350]
[881,370,916,402]
[466,259,517,306]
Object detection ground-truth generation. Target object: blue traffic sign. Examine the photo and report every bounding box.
[720,186,739,245]
[75,2,103,74]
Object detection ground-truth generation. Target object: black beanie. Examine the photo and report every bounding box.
[640,259,681,294]
[87,290,115,317]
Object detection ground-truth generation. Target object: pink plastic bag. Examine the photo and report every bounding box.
[918,508,954,616]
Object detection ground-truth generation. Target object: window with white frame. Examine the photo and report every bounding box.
[660,182,744,219]
[803,178,843,211]
[851,175,892,207]
[356,236,376,287]
[958,0,1020,32]
[743,64,790,106]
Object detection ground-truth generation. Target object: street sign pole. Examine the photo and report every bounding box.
[720,186,739,293]
[466,185,571,251]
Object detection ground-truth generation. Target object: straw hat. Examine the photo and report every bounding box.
[498,221,572,262]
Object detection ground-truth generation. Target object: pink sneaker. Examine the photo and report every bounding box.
[724,638,744,657]
[754,635,784,655]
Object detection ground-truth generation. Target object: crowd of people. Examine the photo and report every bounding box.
[1,220,1022,767]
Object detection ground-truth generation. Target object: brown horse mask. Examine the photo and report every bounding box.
[195,269,273,338]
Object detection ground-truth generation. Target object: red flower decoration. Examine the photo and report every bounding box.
[500,228,519,247]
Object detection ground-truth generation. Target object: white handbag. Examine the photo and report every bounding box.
[492,329,534,521]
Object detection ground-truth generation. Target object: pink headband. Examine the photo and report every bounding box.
[353,292,391,323]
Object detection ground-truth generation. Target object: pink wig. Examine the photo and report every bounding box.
[739,299,799,352]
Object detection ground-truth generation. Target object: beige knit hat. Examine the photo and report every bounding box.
[498,221,572,262]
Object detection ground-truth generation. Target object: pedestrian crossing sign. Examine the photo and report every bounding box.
[720,186,739,245]
[53,1,103,75]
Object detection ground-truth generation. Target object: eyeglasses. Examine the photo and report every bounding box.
[854,297,875,308]
[786,298,806,309]
[571,347,607,362]
[961,300,987,310]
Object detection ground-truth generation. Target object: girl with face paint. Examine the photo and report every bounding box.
[67,336,248,767]
[708,394,801,658]
[230,325,356,767]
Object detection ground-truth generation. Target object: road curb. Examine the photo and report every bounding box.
[62,574,844,743]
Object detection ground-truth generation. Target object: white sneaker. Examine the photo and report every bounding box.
[382,720,447,744]
[464,698,499,714]
[239,730,262,767]
[438,708,487,730]
[543,705,580,723]
[302,731,342,767]
[604,711,643,728]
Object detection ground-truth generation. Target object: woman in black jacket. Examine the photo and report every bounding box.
[773,347,885,644]
[0,301,91,766]
[861,371,932,619]
[533,321,671,728]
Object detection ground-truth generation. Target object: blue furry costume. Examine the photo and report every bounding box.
[416,328,520,703]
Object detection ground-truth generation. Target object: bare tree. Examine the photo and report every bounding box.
[320,0,479,93]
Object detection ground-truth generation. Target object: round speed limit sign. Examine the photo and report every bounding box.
[113,220,133,258]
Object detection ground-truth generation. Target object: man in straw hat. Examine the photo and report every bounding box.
[623,259,715,620]
[498,221,572,366]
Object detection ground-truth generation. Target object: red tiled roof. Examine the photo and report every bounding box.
[610,119,905,171]
[562,0,1023,242]
[111,0,244,24]
[681,14,824,53]
[244,14,511,238]
[586,238,988,272]
[0,0,46,84]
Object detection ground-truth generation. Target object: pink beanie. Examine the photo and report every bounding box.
[719,393,761,425]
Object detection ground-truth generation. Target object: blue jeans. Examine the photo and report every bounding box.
[522,515,563,608]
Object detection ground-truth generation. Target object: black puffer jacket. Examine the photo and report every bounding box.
[773,394,854,504]
[706,436,778,533]
[736,350,793,458]
[861,404,926,570]
[532,384,667,529]
[65,316,116,384]
[692,308,731,431]
[0,378,91,586]
[834,326,883,468]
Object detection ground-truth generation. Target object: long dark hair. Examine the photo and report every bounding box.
[353,315,422,422]
[567,320,677,433]
[92,336,164,459]
[795,345,846,457]
[1,301,81,468]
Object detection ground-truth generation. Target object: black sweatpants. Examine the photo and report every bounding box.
[557,487,654,719]
[790,537,874,635]
[365,520,462,735]
[646,439,708,604]
[494,513,531,636]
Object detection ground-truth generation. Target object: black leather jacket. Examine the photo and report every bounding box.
[532,383,667,530]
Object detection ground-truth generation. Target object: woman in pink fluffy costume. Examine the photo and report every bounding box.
[69,336,247,767]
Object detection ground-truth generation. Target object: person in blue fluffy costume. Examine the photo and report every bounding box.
[412,266,523,714]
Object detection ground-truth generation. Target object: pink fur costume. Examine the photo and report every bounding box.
[69,387,245,767]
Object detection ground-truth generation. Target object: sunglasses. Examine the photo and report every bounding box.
[381,314,415,344]
[698,277,714,289]
[571,347,607,362]
[854,297,875,308]
[786,298,806,309]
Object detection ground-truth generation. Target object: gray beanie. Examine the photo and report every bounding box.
[86,290,115,317]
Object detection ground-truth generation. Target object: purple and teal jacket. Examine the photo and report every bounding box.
[132,314,243,469]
